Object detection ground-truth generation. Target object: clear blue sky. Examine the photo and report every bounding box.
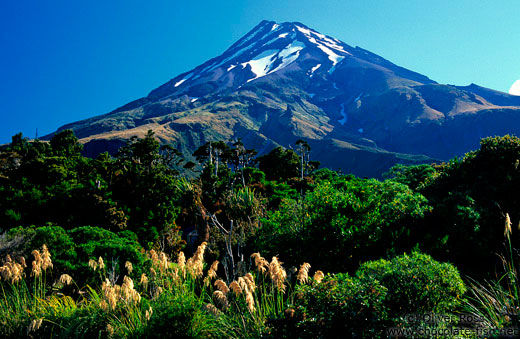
[1,0,519,143]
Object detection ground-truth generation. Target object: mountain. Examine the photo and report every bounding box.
[49,20,520,177]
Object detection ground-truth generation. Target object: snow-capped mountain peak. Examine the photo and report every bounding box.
[148,20,359,100]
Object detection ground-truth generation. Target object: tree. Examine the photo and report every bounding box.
[295,139,311,180]
[50,130,83,156]
[257,147,299,182]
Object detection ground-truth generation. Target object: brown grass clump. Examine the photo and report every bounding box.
[159,252,168,271]
[149,250,159,267]
[238,276,249,294]
[125,261,133,274]
[269,256,287,292]
[101,279,119,311]
[244,273,256,293]
[214,279,230,294]
[58,274,73,286]
[153,286,163,299]
[99,275,142,311]
[177,252,186,271]
[0,254,25,283]
[229,281,242,295]
[186,242,207,278]
[245,291,255,313]
[313,270,324,283]
[27,318,43,335]
[31,250,42,277]
[297,263,311,284]
[251,253,269,274]
[106,324,114,336]
[213,290,229,310]
[505,213,512,237]
[121,276,141,304]
[88,259,98,271]
[204,260,219,286]
[41,245,52,271]
[145,306,153,321]
[140,273,149,290]
[204,303,221,316]
[30,245,53,277]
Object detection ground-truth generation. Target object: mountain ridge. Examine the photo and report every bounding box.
[48,20,520,177]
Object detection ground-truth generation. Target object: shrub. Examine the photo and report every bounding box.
[357,252,466,316]
[272,252,466,338]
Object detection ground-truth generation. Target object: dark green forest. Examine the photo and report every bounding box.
[0,130,519,338]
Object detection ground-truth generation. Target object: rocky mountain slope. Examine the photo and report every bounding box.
[49,20,520,177]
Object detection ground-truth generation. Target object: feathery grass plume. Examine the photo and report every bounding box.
[159,252,169,271]
[27,318,43,335]
[208,260,219,278]
[213,290,229,309]
[214,279,230,294]
[125,261,133,274]
[58,274,73,286]
[98,256,105,270]
[89,259,98,271]
[177,251,186,270]
[145,306,153,321]
[0,254,24,283]
[121,275,141,304]
[269,256,287,292]
[251,252,269,274]
[106,324,114,337]
[238,276,249,294]
[244,273,256,293]
[187,242,207,278]
[313,270,324,283]
[149,249,159,267]
[245,291,256,313]
[229,281,242,295]
[31,250,42,277]
[204,303,221,316]
[100,300,109,312]
[150,267,157,277]
[101,280,117,311]
[153,286,163,299]
[204,260,219,286]
[297,263,311,284]
[140,273,149,290]
[505,213,513,238]
[41,244,53,270]
[19,256,26,268]
[285,308,296,318]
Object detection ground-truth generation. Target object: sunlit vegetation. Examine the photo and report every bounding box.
[1,130,520,337]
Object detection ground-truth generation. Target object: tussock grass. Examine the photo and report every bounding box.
[0,242,323,338]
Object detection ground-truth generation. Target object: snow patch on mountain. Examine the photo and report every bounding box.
[271,40,306,72]
[338,103,348,125]
[243,49,279,82]
[310,63,321,76]
[174,72,193,87]
[241,40,306,83]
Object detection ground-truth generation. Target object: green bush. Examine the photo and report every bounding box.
[3,225,146,286]
[255,179,430,273]
[136,292,219,339]
[357,252,466,315]
[271,253,466,338]
[269,273,388,338]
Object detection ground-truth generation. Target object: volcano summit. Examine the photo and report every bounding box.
[51,20,520,177]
